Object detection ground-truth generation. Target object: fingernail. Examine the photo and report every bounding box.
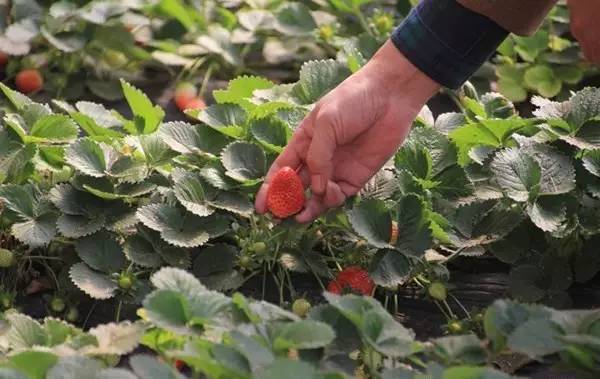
[312,175,326,194]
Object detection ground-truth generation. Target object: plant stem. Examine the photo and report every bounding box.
[355,9,374,37]
[83,301,97,329]
[115,300,123,322]
[199,63,215,98]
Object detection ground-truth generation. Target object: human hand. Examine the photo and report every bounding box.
[255,40,440,223]
[568,0,600,65]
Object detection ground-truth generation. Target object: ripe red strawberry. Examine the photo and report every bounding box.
[174,82,197,111]
[267,166,305,218]
[183,97,206,111]
[15,69,43,93]
[174,359,185,371]
[0,52,8,66]
[327,266,374,296]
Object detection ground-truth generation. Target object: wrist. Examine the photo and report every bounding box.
[365,40,441,108]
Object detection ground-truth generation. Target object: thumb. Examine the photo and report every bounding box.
[306,120,336,195]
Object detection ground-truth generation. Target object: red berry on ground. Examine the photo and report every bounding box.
[328,266,374,296]
[15,69,43,93]
[267,167,305,218]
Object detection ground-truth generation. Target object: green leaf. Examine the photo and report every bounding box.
[221,142,267,182]
[74,231,126,273]
[524,65,562,98]
[328,0,372,13]
[136,203,224,248]
[292,60,350,104]
[192,243,239,289]
[567,87,600,128]
[522,144,575,196]
[250,116,291,153]
[527,196,566,232]
[25,115,78,143]
[0,83,33,110]
[507,318,563,357]
[213,76,274,111]
[123,233,163,269]
[150,267,207,297]
[490,148,541,202]
[142,289,191,334]
[69,262,117,299]
[396,195,432,255]
[554,65,584,85]
[256,359,324,379]
[137,133,178,166]
[46,356,102,379]
[274,3,317,36]
[195,104,247,139]
[75,101,122,128]
[348,199,391,248]
[11,213,58,248]
[159,121,229,157]
[369,249,411,288]
[41,28,85,52]
[120,80,165,135]
[71,112,124,139]
[64,138,111,177]
[7,351,57,379]
[272,320,335,350]
[324,293,414,357]
[86,321,144,355]
[449,123,500,166]
[497,77,528,103]
[129,355,185,379]
[513,31,549,62]
[172,170,214,217]
[508,265,547,302]
[155,0,197,31]
[3,312,47,349]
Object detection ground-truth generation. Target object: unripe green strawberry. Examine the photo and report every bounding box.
[118,273,135,290]
[251,242,267,254]
[447,320,465,334]
[0,249,15,267]
[239,255,252,269]
[587,319,600,337]
[50,297,66,313]
[0,293,12,310]
[267,167,305,218]
[428,282,447,301]
[292,299,311,318]
[65,306,79,322]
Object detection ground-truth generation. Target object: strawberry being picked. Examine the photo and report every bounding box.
[327,266,374,296]
[267,166,305,218]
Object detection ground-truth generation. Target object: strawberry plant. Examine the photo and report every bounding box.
[493,3,595,102]
[1,267,597,378]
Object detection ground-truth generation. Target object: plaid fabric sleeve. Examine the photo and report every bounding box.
[391,0,508,89]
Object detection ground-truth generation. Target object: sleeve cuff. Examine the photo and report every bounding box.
[391,0,508,89]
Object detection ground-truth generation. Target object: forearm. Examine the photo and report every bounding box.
[391,0,508,89]
[459,0,557,36]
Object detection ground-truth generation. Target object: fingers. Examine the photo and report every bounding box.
[306,116,337,195]
[255,114,313,214]
[295,195,327,224]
